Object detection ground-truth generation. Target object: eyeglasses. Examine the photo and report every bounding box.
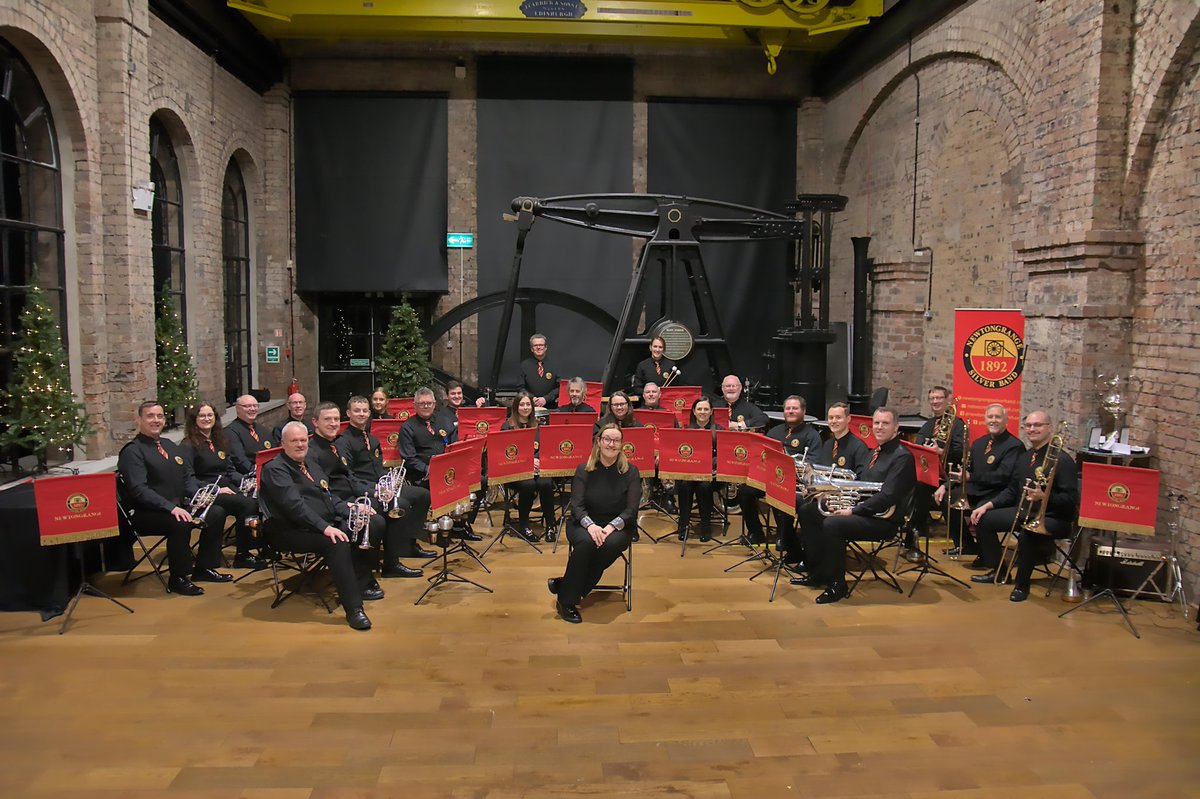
[416,401,435,407]
[600,436,622,444]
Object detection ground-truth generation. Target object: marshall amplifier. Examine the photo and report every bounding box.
[1084,538,1169,600]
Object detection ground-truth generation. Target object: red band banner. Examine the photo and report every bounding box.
[849,415,877,449]
[657,428,714,481]
[901,441,943,487]
[1079,462,1159,536]
[371,419,404,467]
[428,448,474,517]
[634,409,676,434]
[255,447,282,487]
[537,424,594,477]
[716,431,756,485]
[763,447,798,518]
[712,407,731,430]
[337,420,350,436]
[33,473,120,546]
[660,386,702,426]
[485,428,536,485]
[618,426,657,473]
[744,433,783,491]
[953,308,1026,436]
[557,379,602,408]
[447,437,484,492]
[387,398,416,423]
[457,407,507,441]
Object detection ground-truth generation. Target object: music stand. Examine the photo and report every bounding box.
[898,526,972,596]
[415,519,494,606]
[60,543,134,634]
[1059,526,1139,638]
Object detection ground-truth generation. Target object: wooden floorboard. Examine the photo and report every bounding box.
[2,510,1198,799]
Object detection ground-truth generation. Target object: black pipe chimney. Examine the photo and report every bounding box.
[849,236,872,415]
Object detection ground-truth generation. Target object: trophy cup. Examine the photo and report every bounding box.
[1093,372,1134,451]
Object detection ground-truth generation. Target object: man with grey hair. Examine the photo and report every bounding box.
[227,394,274,473]
[554,377,596,415]
[399,386,457,485]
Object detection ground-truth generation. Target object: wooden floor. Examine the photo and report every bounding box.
[1,508,1198,799]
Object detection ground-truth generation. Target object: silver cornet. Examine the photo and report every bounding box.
[187,482,220,522]
[347,494,375,549]
[238,474,257,496]
[374,464,408,518]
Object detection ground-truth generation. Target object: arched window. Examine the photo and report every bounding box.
[149,116,185,332]
[222,159,251,404]
[0,39,65,399]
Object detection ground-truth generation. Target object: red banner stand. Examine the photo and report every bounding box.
[485,428,537,486]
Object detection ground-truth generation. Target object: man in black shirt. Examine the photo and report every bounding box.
[640,382,663,411]
[631,336,676,392]
[227,394,274,474]
[259,422,381,630]
[554,377,596,415]
[272,392,314,442]
[521,333,558,409]
[793,407,917,604]
[906,385,967,562]
[117,401,230,596]
[713,374,768,431]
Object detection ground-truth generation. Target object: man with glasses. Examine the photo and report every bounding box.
[521,333,558,409]
[968,410,1078,601]
[272,392,314,442]
[227,394,274,474]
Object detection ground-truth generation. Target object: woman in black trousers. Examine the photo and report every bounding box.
[548,423,641,623]
[675,394,724,542]
[501,391,557,542]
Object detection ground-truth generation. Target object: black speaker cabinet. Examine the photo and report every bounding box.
[1084,538,1168,600]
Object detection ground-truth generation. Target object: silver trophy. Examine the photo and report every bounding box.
[1093,372,1134,451]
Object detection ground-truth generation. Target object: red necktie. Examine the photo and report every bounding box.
[426,420,435,437]
[1030,451,1037,467]
[331,442,339,457]
[362,430,370,449]
[537,361,545,378]
[868,448,879,469]
[655,362,661,376]
[248,426,259,443]
[206,440,215,453]
[299,463,314,482]
[831,439,839,462]
[984,439,993,455]
[156,441,169,460]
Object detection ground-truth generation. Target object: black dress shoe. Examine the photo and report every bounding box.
[699,533,711,543]
[544,530,557,543]
[556,600,582,624]
[361,586,385,602]
[461,531,484,542]
[676,528,687,541]
[547,577,560,595]
[815,582,849,604]
[970,570,998,584]
[1009,586,1030,602]
[516,527,540,544]
[192,568,233,583]
[168,576,204,596]
[408,546,437,559]
[966,556,988,570]
[233,553,268,569]
[790,574,823,587]
[345,608,372,630]
[381,563,423,578]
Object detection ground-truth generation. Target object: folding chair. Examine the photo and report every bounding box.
[261,524,335,613]
[567,536,633,612]
[116,476,169,591]
[846,489,915,597]
[481,484,544,557]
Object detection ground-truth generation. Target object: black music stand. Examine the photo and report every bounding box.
[415,525,494,606]
[1059,526,1139,639]
[59,542,133,634]
[898,526,972,596]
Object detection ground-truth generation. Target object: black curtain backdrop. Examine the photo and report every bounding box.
[647,99,796,394]
[476,57,633,391]
[294,93,448,294]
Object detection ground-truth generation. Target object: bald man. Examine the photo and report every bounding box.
[273,392,315,442]
[227,394,274,474]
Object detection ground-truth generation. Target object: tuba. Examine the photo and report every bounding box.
[187,482,220,522]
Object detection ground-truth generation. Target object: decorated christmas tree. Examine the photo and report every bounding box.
[0,283,92,468]
[375,298,433,396]
[155,288,198,421]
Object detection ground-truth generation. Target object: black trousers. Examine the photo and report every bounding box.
[806,512,898,586]
[512,477,555,526]
[907,483,939,547]
[374,483,430,559]
[265,523,375,612]
[209,491,258,553]
[977,507,1071,586]
[559,521,632,606]
[677,479,717,535]
[129,508,222,578]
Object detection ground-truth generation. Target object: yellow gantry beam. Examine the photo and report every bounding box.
[228,0,883,50]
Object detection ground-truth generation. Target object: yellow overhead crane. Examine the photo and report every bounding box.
[229,0,884,74]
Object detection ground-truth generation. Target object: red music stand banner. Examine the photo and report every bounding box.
[557,379,602,408]
[428,448,474,517]
[1079,462,1160,536]
[634,408,676,434]
[901,441,943,487]
[538,424,593,477]
[371,419,404,467]
[744,433,783,491]
[716,431,755,485]
[657,428,714,481]
[485,428,536,485]
[33,473,120,546]
[447,437,484,492]
[337,420,350,437]
[712,407,731,430]
[660,386,702,424]
[763,447,798,518]
[386,398,417,423]
[952,308,1026,437]
[849,415,877,449]
[549,409,600,425]
[255,446,282,487]
[618,426,657,473]
[457,407,507,441]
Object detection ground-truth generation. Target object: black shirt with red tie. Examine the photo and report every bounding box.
[964,428,1025,504]
[813,431,871,476]
[307,433,360,501]
[117,434,200,513]
[226,418,275,473]
[398,413,458,483]
[631,356,677,392]
[521,357,558,408]
[259,453,348,534]
[853,437,917,520]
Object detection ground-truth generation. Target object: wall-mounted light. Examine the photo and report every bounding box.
[914,246,934,320]
[455,58,467,81]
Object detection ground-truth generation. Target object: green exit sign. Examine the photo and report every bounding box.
[265,345,281,364]
[446,232,474,248]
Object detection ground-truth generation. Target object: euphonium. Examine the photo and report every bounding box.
[347,494,375,549]
[187,482,220,522]
[1021,422,1070,535]
[810,478,892,518]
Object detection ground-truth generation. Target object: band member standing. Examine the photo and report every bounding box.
[631,336,676,392]
[969,410,1079,602]
[675,395,724,543]
[521,333,558,409]
[792,407,916,604]
[117,401,231,595]
[341,395,434,576]
[272,392,314,442]
[180,402,265,569]
[501,391,557,542]
[226,394,273,474]
[548,423,640,624]
[933,403,1024,559]
[259,422,383,630]
[906,385,966,562]
[640,382,663,411]
[714,374,768,431]
[738,395,820,552]
[554,377,596,415]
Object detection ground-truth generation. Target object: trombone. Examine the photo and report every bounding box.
[947,420,972,559]
[995,422,1069,583]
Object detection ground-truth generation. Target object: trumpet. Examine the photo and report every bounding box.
[347,494,375,549]
[374,465,408,518]
[807,478,892,518]
[187,482,220,522]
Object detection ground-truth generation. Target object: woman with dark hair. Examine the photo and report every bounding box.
[180,402,265,569]
[547,423,640,624]
[501,390,556,542]
[675,394,724,542]
[592,390,642,438]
